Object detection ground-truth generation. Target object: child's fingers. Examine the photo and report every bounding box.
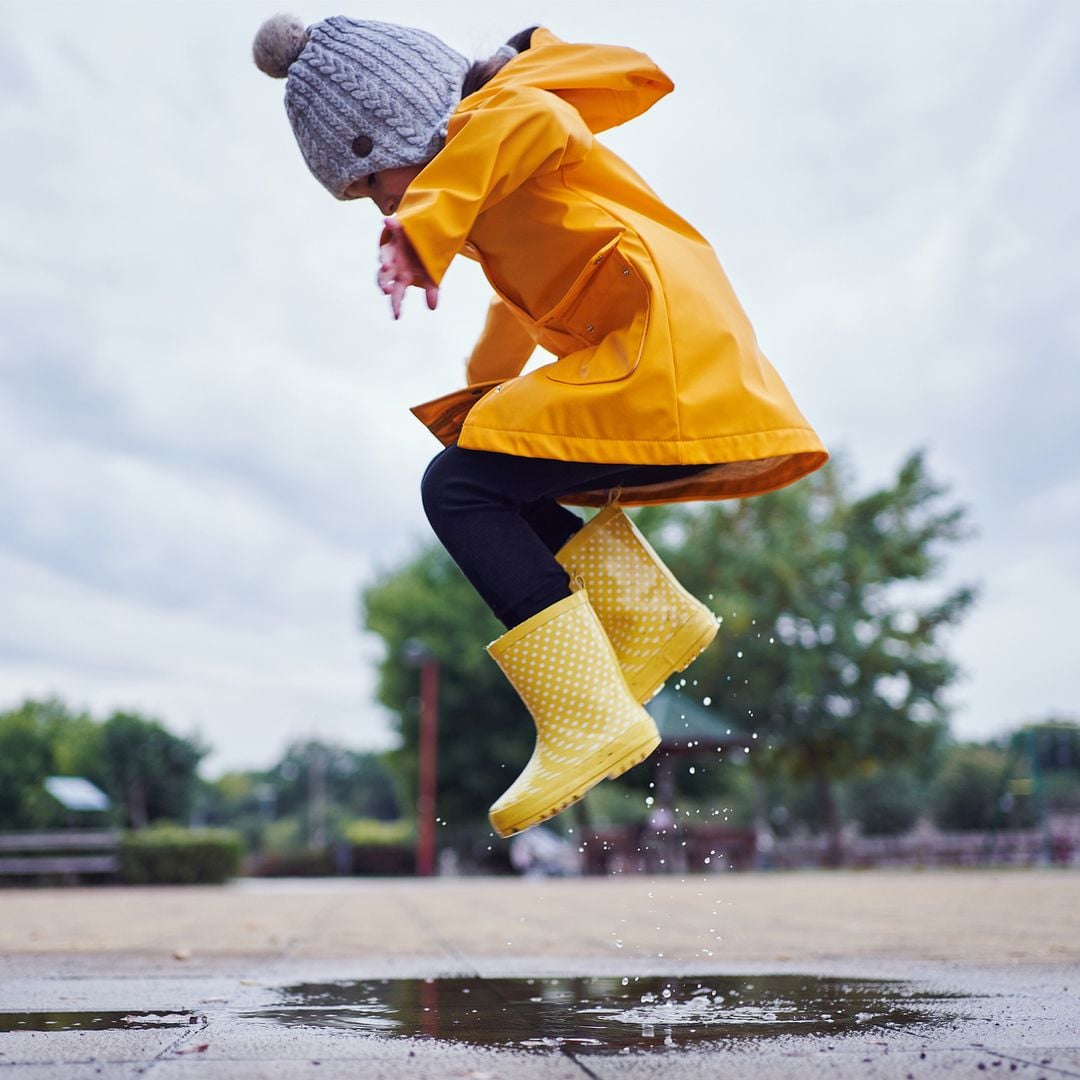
[425,283,439,311]
[389,279,405,320]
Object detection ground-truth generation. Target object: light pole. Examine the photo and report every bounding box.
[404,639,439,876]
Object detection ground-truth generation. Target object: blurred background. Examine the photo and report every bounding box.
[1,1,1077,882]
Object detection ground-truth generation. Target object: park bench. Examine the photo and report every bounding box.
[0,830,121,880]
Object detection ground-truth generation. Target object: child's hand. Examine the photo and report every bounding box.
[377,217,439,320]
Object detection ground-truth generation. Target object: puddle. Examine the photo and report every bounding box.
[0,1011,195,1033]
[0,976,964,1050]
[244,975,962,1051]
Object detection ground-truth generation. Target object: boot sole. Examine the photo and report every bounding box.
[628,609,720,703]
[490,720,661,839]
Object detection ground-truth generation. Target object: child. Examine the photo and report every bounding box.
[254,15,827,839]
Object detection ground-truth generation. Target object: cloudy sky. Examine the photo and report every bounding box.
[1,1,1077,774]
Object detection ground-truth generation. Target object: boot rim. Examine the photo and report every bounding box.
[486,589,586,657]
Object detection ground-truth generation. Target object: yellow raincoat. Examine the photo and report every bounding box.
[399,28,827,506]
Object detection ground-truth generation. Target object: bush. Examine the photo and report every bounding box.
[119,825,243,884]
[929,746,1006,832]
[845,769,922,836]
[340,819,415,875]
[341,818,414,846]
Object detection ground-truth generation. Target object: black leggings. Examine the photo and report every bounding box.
[421,444,703,628]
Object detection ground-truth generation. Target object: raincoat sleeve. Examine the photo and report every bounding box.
[393,85,594,285]
[465,297,538,385]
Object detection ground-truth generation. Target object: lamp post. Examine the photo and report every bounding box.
[403,639,439,876]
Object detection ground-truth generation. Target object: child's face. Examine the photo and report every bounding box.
[345,163,426,216]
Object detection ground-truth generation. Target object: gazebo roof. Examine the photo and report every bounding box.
[645,688,751,752]
[44,776,111,812]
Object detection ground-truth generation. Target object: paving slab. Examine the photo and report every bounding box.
[0,871,1077,1078]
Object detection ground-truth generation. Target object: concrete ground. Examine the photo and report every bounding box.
[1,870,1078,1078]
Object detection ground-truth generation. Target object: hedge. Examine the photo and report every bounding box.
[119,826,243,884]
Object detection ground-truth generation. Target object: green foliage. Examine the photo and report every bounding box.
[198,771,266,849]
[261,815,305,853]
[197,744,402,859]
[0,699,205,832]
[929,745,1008,831]
[579,782,651,826]
[0,701,61,829]
[1027,720,1080,773]
[1044,770,1080,812]
[0,699,111,829]
[342,818,414,846]
[118,825,243,884]
[844,767,923,836]
[100,712,207,829]
[362,545,534,830]
[265,741,400,826]
[759,772,830,836]
[653,451,973,857]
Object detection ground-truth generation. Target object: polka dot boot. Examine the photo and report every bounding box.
[487,589,661,838]
[556,502,719,702]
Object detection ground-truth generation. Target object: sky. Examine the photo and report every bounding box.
[1,1,1077,775]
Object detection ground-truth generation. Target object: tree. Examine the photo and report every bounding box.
[0,699,109,829]
[656,451,975,863]
[99,711,207,829]
[265,740,400,846]
[0,701,60,829]
[362,545,535,833]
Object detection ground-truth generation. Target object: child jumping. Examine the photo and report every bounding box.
[253,16,827,838]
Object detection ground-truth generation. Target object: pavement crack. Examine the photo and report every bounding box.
[562,1050,604,1078]
[137,1018,212,1075]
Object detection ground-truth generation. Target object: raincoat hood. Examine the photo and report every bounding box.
[466,27,674,134]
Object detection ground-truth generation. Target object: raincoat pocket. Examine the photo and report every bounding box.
[539,236,651,385]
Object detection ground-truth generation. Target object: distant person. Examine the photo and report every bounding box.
[253,16,827,839]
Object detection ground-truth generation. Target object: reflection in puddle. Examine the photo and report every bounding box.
[246,975,960,1051]
[0,1011,193,1033]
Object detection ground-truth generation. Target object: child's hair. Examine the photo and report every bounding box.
[461,27,539,98]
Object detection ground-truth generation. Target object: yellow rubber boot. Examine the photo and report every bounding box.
[487,590,661,838]
[556,503,719,703]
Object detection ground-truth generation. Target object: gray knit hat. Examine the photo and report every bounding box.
[253,14,469,199]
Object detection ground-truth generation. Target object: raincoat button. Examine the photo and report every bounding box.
[594,256,604,264]
[622,267,631,277]
[585,323,595,334]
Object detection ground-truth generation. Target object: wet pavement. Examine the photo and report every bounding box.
[1,872,1078,1077]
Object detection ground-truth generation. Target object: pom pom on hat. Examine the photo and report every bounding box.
[254,14,470,199]
[253,14,309,79]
